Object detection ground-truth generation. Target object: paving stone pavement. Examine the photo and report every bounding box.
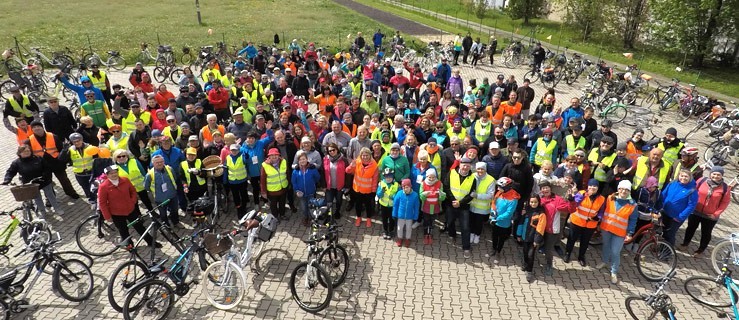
[0,61,735,319]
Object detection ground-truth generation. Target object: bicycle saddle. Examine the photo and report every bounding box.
[148,258,169,274]
[108,51,119,56]
[0,269,17,291]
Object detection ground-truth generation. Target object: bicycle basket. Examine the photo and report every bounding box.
[10,184,40,202]
[202,155,224,177]
[203,233,233,256]
[182,47,190,54]
[257,213,278,242]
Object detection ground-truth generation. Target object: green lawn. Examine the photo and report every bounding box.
[365,0,739,99]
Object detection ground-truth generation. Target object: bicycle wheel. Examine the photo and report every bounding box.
[52,258,94,302]
[677,104,693,122]
[318,245,349,288]
[108,260,151,312]
[684,276,737,308]
[711,239,739,275]
[523,71,539,84]
[123,279,175,320]
[703,141,722,163]
[289,261,333,313]
[180,53,193,66]
[635,240,676,282]
[169,68,184,85]
[0,300,8,320]
[624,296,659,320]
[153,67,169,84]
[731,186,739,205]
[0,80,17,100]
[641,92,658,109]
[109,56,127,71]
[605,104,628,124]
[202,260,247,310]
[82,53,99,67]
[75,215,119,257]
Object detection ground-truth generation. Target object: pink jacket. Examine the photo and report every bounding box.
[694,178,732,220]
[540,194,576,234]
[323,156,348,190]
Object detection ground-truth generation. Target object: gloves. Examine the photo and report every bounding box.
[573,193,584,203]
[470,192,477,198]
[489,210,498,224]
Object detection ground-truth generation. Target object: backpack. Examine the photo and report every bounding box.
[696,177,728,205]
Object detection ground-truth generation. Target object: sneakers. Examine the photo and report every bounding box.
[473,234,480,244]
[693,251,704,258]
[493,257,499,264]
[526,272,535,283]
[463,250,471,259]
[543,265,553,276]
[412,221,421,229]
[365,218,372,228]
[595,262,608,270]
[396,239,403,247]
[423,235,432,245]
[383,234,390,240]
[404,239,411,247]
[610,273,619,284]
[355,217,362,227]
[470,234,475,244]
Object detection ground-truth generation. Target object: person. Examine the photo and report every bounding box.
[199,114,226,147]
[80,90,112,130]
[42,96,76,143]
[372,29,385,51]
[596,180,639,284]
[656,127,684,166]
[444,156,477,258]
[379,143,411,183]
[261,148,289,220]
[488,36,498,65]
[113,149,152,211]
[242,128,274,207]
[2,145,62,216]
[67,133,100,205]
[588,136,617,189]
[3,86,39,123]
[292,152,320,226]
[563,125,587,159]
[519,194,546,283]
[481,141,508,179]
[501,148,534,240]
[529,128,558,172]
[180,147,207,202]
[323,143,349,219]
[418,168,444,245]
[452,35,462,66]
[487,177,520,265]
[660,169,698,246]
[469,162,496,245]
[538,180,575,276]
[587,119,617,151]
[515,79,536,119]
[564,179,605,266]
[223,143,250,218]
[5,116,33,146]
[106,124,130,154]
[98,165,160,248]
[347,148,379,227]
[680,165,731,257]
[88,63,112,104]
[531,43,546,72]
[27,121,80,199]
[144,155,180,227]
[208,80,231,122]
[392,178,420,247]
[632,148,672,192]
[672,147,702,181]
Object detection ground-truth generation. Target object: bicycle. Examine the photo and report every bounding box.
[593,96,629,124]
[82,49,126,71]
[642,79,682,111]
[524,65,561,89]
[136,43,174,67]
[710,232,739,277]
[0,207,51,267]
[180,45,194,66]
[198,161,230,226]
[625,209,677,282]
[624,269,678,320]
[684,264,739,319]
[307,198,349,288]
[24,47,74,72]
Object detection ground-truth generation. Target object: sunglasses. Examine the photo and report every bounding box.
[85,95,94,98]
[328,149,337,152]
[167,120,175,123]
[512,156,522,160]
[82,81,91,84]
[111,130,120,133]
[116,155,127,158]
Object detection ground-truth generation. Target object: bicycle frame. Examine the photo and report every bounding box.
[0,212,21,249]
[721,272,739,319]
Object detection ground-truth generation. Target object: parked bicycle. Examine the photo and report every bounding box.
[624,269,678,320]
[82,49,126,71]
[136,43,174,67]
[684,264,739,319]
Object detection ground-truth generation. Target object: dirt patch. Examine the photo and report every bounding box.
[333,0,444,36]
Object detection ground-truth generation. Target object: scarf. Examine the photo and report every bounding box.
[425,144,439,155]
[329,153,342,163]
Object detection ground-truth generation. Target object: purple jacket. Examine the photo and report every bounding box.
[446,76,463,98]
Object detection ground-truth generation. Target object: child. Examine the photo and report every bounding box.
[487,177,520,264]
[376,168,400,240]
[419,168,446,245]
[392,179,420,247]
[519,194,547,283]
[627,176,662,252]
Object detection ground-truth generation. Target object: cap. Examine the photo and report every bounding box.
[401,179,412,188]
[711,165,725,175]
[229,144,240,150]
[427,137,437,144]
[196,92,207,99]
[542,128,553,135]
[166,115,176,121]
[84,90,94,95]
[186,147,198,155]
[109,124,122,131]
[489,141,500,149]
[618,180,632,190]
[267,148,280,156]
[151,129,162,137]
[390,143,401,150]
[255,114,265,120]
[666,127,678,136]
[130,102,141,108]
[383,168,395,177]
[601,119,613,128]
[301,136,311,144]
[180,122,190,129]
[644,176,659,189]
[104,165,119,174]
[188,135,199,141]
[475,162,487,170]
[616,141,628,151]
[588,179,599,187]
[426,168,437,177]
[194,104,203,109]
[600,136,614,145]
[460,157,473,164]
[179,86,189,92]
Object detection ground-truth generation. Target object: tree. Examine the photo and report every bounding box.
[468,0,488,19]
[558,0,614,41]
[618,0,649,49]
[506,0,549,25]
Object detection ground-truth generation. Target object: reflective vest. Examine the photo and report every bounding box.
[15,126,32,146]
[632,156,670,190]
[570,192,605,229]
[163,126,181,141]
[81,101,108,127]
[147,166,176,193]
[446,127,466,141]
[473,121,491,143]
[29,133,59,158]
[119,159,145,192]
[588,148,616,182]
[533,138,557,166]
[350,81,362,98]
[220,75,234,89]
[243,89,260,106]
[657,141,684,166]
[449,170,475,200]
[87,70,108,90]
[262,94,275,108]
[262,159,288,192]
[428,150,441,169]
[673,161,700,180]
[470,174,495,212]
[201,68,222,83]
[226,155,247,182]
[123,112,151,134]
[625,140,641,164]
[351,159,378,194]
[69,144,98,173]
[8,95,34,118]
[181,159,206,186]
[378,180,399,207]
[106,134,130,153]
[200,125,225,143]
[565,135,586,156]
[601,198,636,237]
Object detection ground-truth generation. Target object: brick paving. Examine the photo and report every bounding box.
[0,60,734,319]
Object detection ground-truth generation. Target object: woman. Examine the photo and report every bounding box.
[76,115,100,146]
[401,133,419,165]
[295,136,322,169]
[564,179,605,267]
[488,177,520,264]
[178,66,197,87]
[346,147,379,227]
[310,86,336,120]
[418,117,434,141]
[371,140,386,164]
[446,69,463,98]
[371,119,393,141]
[2,145,62,216]
[660,169,698,246]
[626,129,646,162]
[596,180,638,284]
[323,143,348,219]
[154,84,175,108]
[292,152,321,226]
[292,123,307,148]
[151,109,168,131]
[680,165,731,257]
[220,133,237,162]
[439,90,454,110]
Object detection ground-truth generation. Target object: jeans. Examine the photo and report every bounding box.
[542,233,558,266]
[661,215,683,246]
[325,188,343,219]
[682,214,719,253]
[33,184,60,216]
[601,230,626,274]
[469,213,488,236]
[74,173,93,202]
[296,194,310,220]
[565,224,596,261]
[447,207,471,250]
[156,197,179,225]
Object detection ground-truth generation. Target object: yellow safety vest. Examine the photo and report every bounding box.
[106,134,129,153]
[87,70,108,90]
[473,121,491,144]
[470,174,495,212]
[449,170,475,200]
[673,161,700,180]
[220,75,234,89]
[565,135,586,156]
[428,151,441,169]
[657,141,684,167]
[534,138,557,166]
[632,156,670,190]
[378,180,399,207]
[147,166,176,193]
[163,126,181,141]
[181,159,206,186]
[119,159,145,192]
[588,148,617,182]
[226,155,248,182]
[243,89,260,106]
[262,159,288,191]
[446,127,466,141]
[8,95,33,117]
[69,145,98,173]
[201,68,222,83]
[350,81,362,98]
[123,112,151,134]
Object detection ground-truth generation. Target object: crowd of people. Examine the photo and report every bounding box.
[1,32,733,285]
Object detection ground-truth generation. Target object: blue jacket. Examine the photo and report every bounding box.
[238,45,258,59]
[396,127,425,145]
[661,179,698,223]
[436,63,452,84]
[561,106,584,129]
[481,153,509,179]
[61,76,105,103]
[392,190,420,220]
[144,166,178,203]
[520,125,542,153]
[151,147,185,178]
[410,164,436,192]
[291,166,320,196]
[491,190,520,228]
[241,130,274,178]
[373,32,384,47]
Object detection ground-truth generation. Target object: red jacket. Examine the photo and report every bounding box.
[540,194,576,234]
[207,87,230,111]
[403,63,424,89]
[694,178,732,220]
[98,177,138,220]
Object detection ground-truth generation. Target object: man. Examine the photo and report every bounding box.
[482,141,509,179]
[372,29,385,50]
[88,63,112,104]
[588,136,618,189]
[144,155,180,226]
[462,32,473,64]
[113,149,152,211]
[106,124,130,154]
[175,123,193,150]
[322,120,352,154]
[227,110,252,143]
[582,106,598,138]
[529,128,558,172]
[59,74,105,104]
[176,86,196,110]
[162,115,182,142]
[207,80,230,122]
[116,101,151,135]
[199,114,226,147]
[561,98,585,132]
[41,96,76,143]
[242,128,274,207]
[469,162,496,245]
[291,68,310,98]
[587,119,617,151]
[223,144,250,217]
[189,104,207,130]
[80,90,111,130]
[501,91,523,122]
[127,119,151,165]
[563,125,587,158]
[98,165,160,248]
[441,136,465,180]
[468,111,492,149]
[25,121,80,200]
[436,58,452,87]
[151,136,186,211]
[68,133,99,205]
[531,43,546,72]
[360,92,380,116]
[443,157,477,258]
[379,143,411,183]
[632,148,672,192]
[4,86,39,123]
[515,79,536,119]
[261,148,289,219]
[656,127,684,166]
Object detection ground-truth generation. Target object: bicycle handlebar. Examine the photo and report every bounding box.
[200,165,226,172]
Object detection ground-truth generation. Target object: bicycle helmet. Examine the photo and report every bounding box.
[680,147,699,157]
[383,168,395,177]
[496,177,513,188]
[69,133,83,142]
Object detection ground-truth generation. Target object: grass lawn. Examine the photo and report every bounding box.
[363,0,739,99]
[0,0,417,66]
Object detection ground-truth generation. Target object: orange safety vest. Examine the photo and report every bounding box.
[342,123,357,137]
[29,133,59,158]
[600,198,636,237]
[318,61,330,70]
[625,140,641,163]
[200,125,225,143]
[351,159,378,194]
[284,61,297,74]
[16,127,33,146]
[570,192,606,229]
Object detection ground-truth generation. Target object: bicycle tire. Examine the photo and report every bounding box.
[711,239,739,275]
[318,245,349,288]
[684,276,737,308]
[123,279,175,320]
[523,71,539,84]
[289,261,333,313]
[169,68,184,85]
[635,240,676,282]
[180,53,193,66]
[202,260,247,310]
[82,53,98,67]
[0,80,17,99]
[75,215,119,257]
[52,258,94,302]
[624,296,659,320]
[0,299,8,320]
[703,141,722,163]
[153,67,168,84]
[732,186,739,205]
[109,55,127,71]
[642,93,658,109]
[605,104,628,124]
[108,260,151,312]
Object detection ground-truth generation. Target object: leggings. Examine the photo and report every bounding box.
[111,210,154,246]
[422,212,434,236]
[522,241,536,272]
[397,219,413,239]
[381,206,395,236]
[491,225,511,254]
[354,192,375,218]
[268,193,287,219]
[565,224,596,261]
[229,181,249,218]
[249,177,261,206]
[682,214,719,253]
[469,213,488,236]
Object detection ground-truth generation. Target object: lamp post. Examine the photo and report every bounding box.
[195,0,202,25]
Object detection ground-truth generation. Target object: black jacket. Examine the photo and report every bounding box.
[3,156,52,188]
[43,106,77,142]
[500,160,534,198]
[462,36,473,51]
[291,75,311,98]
